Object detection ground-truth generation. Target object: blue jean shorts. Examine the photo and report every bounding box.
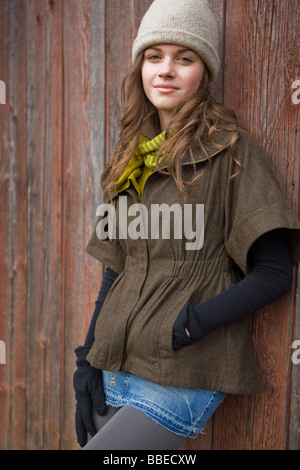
[102,371,226,438]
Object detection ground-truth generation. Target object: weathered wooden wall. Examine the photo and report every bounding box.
[0,0,299,450]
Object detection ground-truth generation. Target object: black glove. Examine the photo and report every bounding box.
[73,345,107,447]
[172,304,195,351]
[73,268,118,446]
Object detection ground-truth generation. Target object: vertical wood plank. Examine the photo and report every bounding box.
[61,0,106,449]
[0,0,12,450]
[41,0,63,450]
[26,0,48,448]
[25,0,63,449]
[289,265,300,449]
[0,0,28,450]
[7,0,28,450]
[287,0,300,448]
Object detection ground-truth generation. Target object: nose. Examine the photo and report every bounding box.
[158,59,175,78]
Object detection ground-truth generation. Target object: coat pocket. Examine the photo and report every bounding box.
[157,285,198,357]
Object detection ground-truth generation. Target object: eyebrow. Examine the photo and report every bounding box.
[145,46,196,54]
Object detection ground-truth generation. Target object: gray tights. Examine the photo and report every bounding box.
[82,406,188,450]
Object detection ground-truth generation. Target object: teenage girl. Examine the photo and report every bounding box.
[73,0,300,450]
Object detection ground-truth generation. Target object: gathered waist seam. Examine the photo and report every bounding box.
[124,256,232,277]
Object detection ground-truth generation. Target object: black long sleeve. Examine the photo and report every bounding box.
[173,229,293,350]
[84,267,119,347]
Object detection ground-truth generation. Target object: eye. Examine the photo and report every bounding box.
[145,54,161,62]
[178,56,193,63]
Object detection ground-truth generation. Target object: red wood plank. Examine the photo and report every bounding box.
[289,265,300,449]
[7,1,28,450]
[61,0,106,449]
[41,0,64,450]
[0,0,28,450]
[0,0,12,450]
[25,0,63,449]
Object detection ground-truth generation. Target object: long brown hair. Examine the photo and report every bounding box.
[103,52,241,200]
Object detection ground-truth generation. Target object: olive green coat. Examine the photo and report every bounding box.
[86,129,300,394]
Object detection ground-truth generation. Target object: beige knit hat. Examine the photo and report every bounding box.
[132,0,220,82]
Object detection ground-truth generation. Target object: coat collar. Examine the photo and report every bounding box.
[158,127,237,168]
[103,127,238,200]
[141,115,236,166]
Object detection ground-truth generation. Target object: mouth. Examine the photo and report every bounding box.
[154,84,179,94]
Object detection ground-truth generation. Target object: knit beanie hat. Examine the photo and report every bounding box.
[132,0,220,82]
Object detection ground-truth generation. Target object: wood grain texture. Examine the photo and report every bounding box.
[25,0,63,450]
[0,0,28,450]
[289,265,300,449]
[0,0,12,450]
[0,0,299,450]
[61,0,106,449]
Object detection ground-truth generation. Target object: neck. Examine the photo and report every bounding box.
[157,109,172,132]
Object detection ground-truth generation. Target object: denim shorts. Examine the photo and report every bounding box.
[102,371,226,438]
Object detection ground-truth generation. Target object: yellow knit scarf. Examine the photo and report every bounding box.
[114,131,165,201]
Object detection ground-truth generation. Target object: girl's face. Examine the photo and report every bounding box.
[141,44,205,130]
